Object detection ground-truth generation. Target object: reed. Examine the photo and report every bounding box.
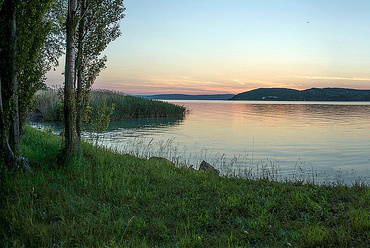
[100,137,324,184]
[33,88,186,122]
[90,90,187,120]
[34,89,62,122]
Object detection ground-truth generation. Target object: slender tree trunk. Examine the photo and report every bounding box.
[76,0,86,156]
[0,77,16,165]
[8,0,20,155]
[63,0,78,158]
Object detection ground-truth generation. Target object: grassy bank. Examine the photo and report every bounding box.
[1,126,370,247]
[34,89,186,122]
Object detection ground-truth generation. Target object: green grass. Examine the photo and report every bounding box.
[1,126,370,247]
[33,89,186,122]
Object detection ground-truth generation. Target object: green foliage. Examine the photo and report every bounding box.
[0,0,62,152]
[0,0,64,140]
[85,99,114,146]
[1,126,370,247]
[76,0,125,92]
[87,99,114,134]
[75,0,125,137]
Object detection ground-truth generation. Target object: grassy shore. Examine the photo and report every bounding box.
[1,126,370,247]
[34,89,186,122]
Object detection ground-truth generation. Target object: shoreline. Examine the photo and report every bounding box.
[2,126,370,246]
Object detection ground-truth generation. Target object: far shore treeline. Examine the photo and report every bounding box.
[230,87,370,101]
[142,87,370,101]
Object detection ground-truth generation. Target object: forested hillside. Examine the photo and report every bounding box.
[230,88,370,101]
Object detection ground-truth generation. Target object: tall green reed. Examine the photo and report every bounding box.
[32,88,187,122]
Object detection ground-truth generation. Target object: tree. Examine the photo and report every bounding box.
[0,0,22,165]
[63,0,78,158]
[17,0,65,131]
[0,77,15,165]
[75,0,125,155]
[75,0,87,155]
[0,0,63,167]
[8,0,19,154]
[60,0,125,157]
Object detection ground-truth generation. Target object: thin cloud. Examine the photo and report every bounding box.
[232,78,298,89]
[278,76,370,81]
[233,79,244,85]
[96,75,238,95]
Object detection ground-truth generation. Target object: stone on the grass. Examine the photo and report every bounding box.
[199,160,220,175]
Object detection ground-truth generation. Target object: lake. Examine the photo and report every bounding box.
[31,100,370,184]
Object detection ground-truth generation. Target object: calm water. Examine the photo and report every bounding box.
[31,101,370,184]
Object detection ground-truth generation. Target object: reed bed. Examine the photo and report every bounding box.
[34,89,62,122]
[90,90,187,120]
[32,88,186,122]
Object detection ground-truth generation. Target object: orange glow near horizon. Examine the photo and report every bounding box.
[46,63,370,95]
[45,1,370,95]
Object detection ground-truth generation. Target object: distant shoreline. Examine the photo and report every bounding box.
[136,87,370,101]
[230,87,370,101]
[138,94,235,101]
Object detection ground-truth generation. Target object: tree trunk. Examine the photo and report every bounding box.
[8,0,20,155]
[0,77,16,166]
[76,0,86,156]
[63,0,78,158]
[0,77,32,173]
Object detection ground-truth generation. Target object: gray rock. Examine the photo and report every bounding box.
[199,160,220,175]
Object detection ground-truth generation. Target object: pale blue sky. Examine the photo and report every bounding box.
[47,0,370,94]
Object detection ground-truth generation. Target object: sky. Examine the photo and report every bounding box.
[46,0,370,95]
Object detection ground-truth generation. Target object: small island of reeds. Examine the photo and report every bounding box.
[33,88,187,122]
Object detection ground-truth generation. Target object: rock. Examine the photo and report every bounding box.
[199,160,220,175]
[148,157,175,166]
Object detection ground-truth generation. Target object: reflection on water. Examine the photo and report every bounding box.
[29,116,184,138]
[99,101,370,184]
[107,117,184,131]
[30,101,370,185]
[98,117,185,143]
[29,121,63,134]
[239,103,370,124]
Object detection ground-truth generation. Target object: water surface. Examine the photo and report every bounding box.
[96,101,370,184]
[31,101,370,184]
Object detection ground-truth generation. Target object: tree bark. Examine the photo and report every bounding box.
[63,0,78,158]
[8,0,20,155]
[76,0,86,156]
[0,77,32,173]
[0,77,16,166]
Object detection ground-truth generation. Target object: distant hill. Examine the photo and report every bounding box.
[230,88,370,101]
[140,94,235,100]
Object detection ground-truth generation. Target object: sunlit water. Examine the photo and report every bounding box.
[31,101,370,184]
